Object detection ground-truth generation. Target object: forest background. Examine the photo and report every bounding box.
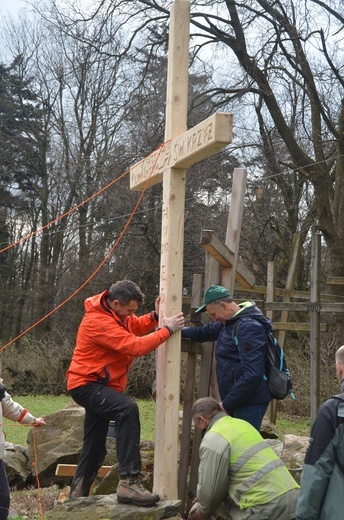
[0,0,343,417]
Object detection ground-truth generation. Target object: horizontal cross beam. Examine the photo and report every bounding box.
[326,277,344,285]
[200,230,255,289]
[234,284,344,302]
[265,302,344,312]
[130,112,233,191]
[273,322,328,332]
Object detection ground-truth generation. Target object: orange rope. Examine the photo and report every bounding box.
[0,141,169,255]
[32,426,44,520]
[0,142,166,353]
[0,143,165,520]
[1,422,45,518]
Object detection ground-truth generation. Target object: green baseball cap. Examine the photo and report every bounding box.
[195,285,232,313]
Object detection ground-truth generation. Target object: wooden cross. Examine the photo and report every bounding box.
[129,0,232,499]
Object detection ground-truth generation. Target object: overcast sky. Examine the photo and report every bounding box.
[0,0,26,17]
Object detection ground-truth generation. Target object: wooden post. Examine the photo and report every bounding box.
[153,0,189,499]
[270,233,301,423]
[277,233,301,348]
[128,0,232,499]
[310,230,321,424]
[266,261,278,423]
[222,168,247,293]
[204,253,221,401]
[178,275,200,514]
[266,261,276,322]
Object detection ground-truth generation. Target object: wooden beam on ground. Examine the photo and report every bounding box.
[55,464,112,478]
[200,230,255,289]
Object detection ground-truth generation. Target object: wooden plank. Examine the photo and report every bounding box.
[310,232,321,424]
[181,338,202,354]
[200,230,255,289]
[265,302,344,312]
[273,322,327,332]
[266,261,276,321]
[178,351,197,512]
[130,113,233,190]
[55,464,112,478]
[222,168,247,292]
[178,274,202,513]
[182,323,327,335]
[266,261,277,424]
[234,284,344,302]
[326,277,344,285]
[277,233,301,349]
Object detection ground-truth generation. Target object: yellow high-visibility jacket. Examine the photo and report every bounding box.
[197,413,299,517]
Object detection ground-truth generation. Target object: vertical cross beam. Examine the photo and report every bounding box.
[153,0,190,499]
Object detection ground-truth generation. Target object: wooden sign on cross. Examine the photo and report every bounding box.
[129,0,233,500]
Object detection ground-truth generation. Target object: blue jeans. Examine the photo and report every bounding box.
[233,403,268,431]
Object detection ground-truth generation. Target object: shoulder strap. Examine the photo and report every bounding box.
[232,319,241,345]
[232,317,251,346]
[232,315,273,347]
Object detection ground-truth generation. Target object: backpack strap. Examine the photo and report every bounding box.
[232,317,253,346]
[232,319,241,346]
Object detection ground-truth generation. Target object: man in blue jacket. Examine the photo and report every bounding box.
[297,345,344,519]
[182,285,272,430]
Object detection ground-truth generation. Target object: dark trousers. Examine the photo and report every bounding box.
[0,460,10,520]
[69,382,142,497]
[233,403,269,432]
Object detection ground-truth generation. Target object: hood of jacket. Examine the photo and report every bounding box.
[228,301,273,332]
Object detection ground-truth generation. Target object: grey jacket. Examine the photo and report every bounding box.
[297,382,344,519]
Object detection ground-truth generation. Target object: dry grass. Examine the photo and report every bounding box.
[10,485,61,519]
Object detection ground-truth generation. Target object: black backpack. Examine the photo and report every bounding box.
[232,318,294,400]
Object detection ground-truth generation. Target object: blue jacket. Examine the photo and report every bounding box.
[181,302,272,413]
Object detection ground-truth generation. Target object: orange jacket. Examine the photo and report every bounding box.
[66,290,171,392]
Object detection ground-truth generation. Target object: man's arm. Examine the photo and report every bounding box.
[195,431,230,518]
[182,321,222,343]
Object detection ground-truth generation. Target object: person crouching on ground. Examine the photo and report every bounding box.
[188,397,299,520]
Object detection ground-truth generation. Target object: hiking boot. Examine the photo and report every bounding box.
[116,474,160,506]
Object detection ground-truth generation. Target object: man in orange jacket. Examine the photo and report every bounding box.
[66,279,184,506]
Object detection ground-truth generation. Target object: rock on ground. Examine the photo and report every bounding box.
[45,495,181,520]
